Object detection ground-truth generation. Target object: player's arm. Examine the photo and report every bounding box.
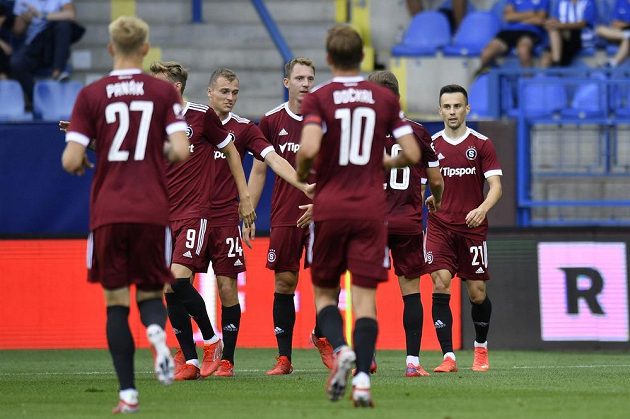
[265,151,312,197]
[384,133,421,169]
[424,167,444,213]
[165,131,189,163]
[296,123,322,182]
[220,141,256,228]
[242,159,268,248]
[465,175,502,228]
[62,141,92,175]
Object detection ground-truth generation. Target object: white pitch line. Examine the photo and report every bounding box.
[0,369,313,377]
[512,364,630,369]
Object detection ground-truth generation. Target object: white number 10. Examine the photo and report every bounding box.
[335,107,376,166]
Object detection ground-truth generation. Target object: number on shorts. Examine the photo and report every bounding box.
[226,237,243,258]
[185,229,196,249]
[388,143,410,190]
[469,243,488,267]
[335,107,376,166]
[106,101,154,162]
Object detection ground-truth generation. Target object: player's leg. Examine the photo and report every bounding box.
[466,279,491,371]
[136,288,173,385]
[350,284,377,407]
[267,270,297,375]
[215,275,240,377]
[104,287,139,414]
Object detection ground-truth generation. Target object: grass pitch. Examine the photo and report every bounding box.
[0,348,629,418]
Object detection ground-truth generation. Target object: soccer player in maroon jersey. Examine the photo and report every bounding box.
[150,61,255,381]
[206,67,311,377]
[297,24,420,407]
[61,16,189,414]
[368,70,444,378]
[246,57,334,375]
[424,84,503,374]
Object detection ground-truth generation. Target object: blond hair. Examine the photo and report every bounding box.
[149,61,188,94]
[109,16,149,56]
[284,57,315,78]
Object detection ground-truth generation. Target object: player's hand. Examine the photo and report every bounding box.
[72,152,94,176]
[465,206,487,228]
[239,198,256,228]
[242,222,255,249]
[425,195,441,213]
[297,204,313,228]
[303,183,315,199]
[382,154,394,170]
[58,120,70,132]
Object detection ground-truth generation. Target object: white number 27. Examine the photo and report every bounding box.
[106,101,154,162]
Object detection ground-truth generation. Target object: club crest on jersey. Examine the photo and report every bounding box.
[267,249,277,263]
[186,125,193,138]
[466,147,477,161]
[425,251,434,264]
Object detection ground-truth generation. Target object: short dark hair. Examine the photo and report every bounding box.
[439,84,468,104]
[326,24,363,70]
[367,71,399,97]
[209,67,238,87]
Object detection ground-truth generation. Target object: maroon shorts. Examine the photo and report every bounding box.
[87,223,174,290]
[205,225,246,277]
[423,222,490,281]
[170,218,211,273]
[388,233,424,278]
[308,219,389,289]
[266,226,310,272]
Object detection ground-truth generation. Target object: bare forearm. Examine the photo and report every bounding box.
[247,165,267,210]
[226,152,250,202]
[295,153,312,183]
[267,154,306,192]
[480,182,502,213]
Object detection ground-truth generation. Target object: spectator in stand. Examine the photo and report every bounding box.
[541,0,597,67]
[474,0,549,77]
[0,3,13,79]
[10,0,84,105]
[406,0,469,33]
[595,0,630,68]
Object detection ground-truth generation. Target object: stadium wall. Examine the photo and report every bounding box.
[461,229,630,350]
[0,238,462,351]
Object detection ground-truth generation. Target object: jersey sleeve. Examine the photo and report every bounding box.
[301,92,324,128]
[245,123,274,161]
[163,86,187,136]
[481,138,503,178]
[203,110,233,149]
[417,125,439,168]
[65,88,94,147]
[388,96,413,139]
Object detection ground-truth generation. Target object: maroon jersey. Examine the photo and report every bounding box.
[165,102,232,221]
[429,127,502,235]
[206,112,275,226]
[66,69,187,230]
[301,76,412,222]
[259,102,312,227]
[385,119,439,235]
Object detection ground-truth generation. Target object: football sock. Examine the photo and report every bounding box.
[273,293,295,360]
[471,296,492,344]
[106,306,135,390]
[317,305,346,350]
[137,298,166,329]
[402,293,422,357]
[313,317,324,338]
[171,278,216,340]
[353,317,378,375]
[432,293,454,355]
[165,292,197,361]
[221,304,241,363]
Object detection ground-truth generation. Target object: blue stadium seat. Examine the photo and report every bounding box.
[609,69,630,116]
[468,74,493,119]
[391,11,451,56]
[563,73,607,118]
[443,12,501,56]
[33,80,82,121]
[0,80,32,121]
[509,76,568,118]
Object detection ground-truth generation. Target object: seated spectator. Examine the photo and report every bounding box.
[541,0,597,67]
[474,0,549,77]
[10,0,84,106]
[595,0,630,67]
[0,3,12,79]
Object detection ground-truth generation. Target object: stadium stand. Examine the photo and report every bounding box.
[0,79,32,121]
[443,11,501,56]
[33,80,82,121]
[391,11,451,56]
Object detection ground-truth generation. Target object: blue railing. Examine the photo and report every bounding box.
[191,0,203,23]
[514,75,630,227]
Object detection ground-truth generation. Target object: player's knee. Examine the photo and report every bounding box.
[217,277,238,304]
[274,274,298,293]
